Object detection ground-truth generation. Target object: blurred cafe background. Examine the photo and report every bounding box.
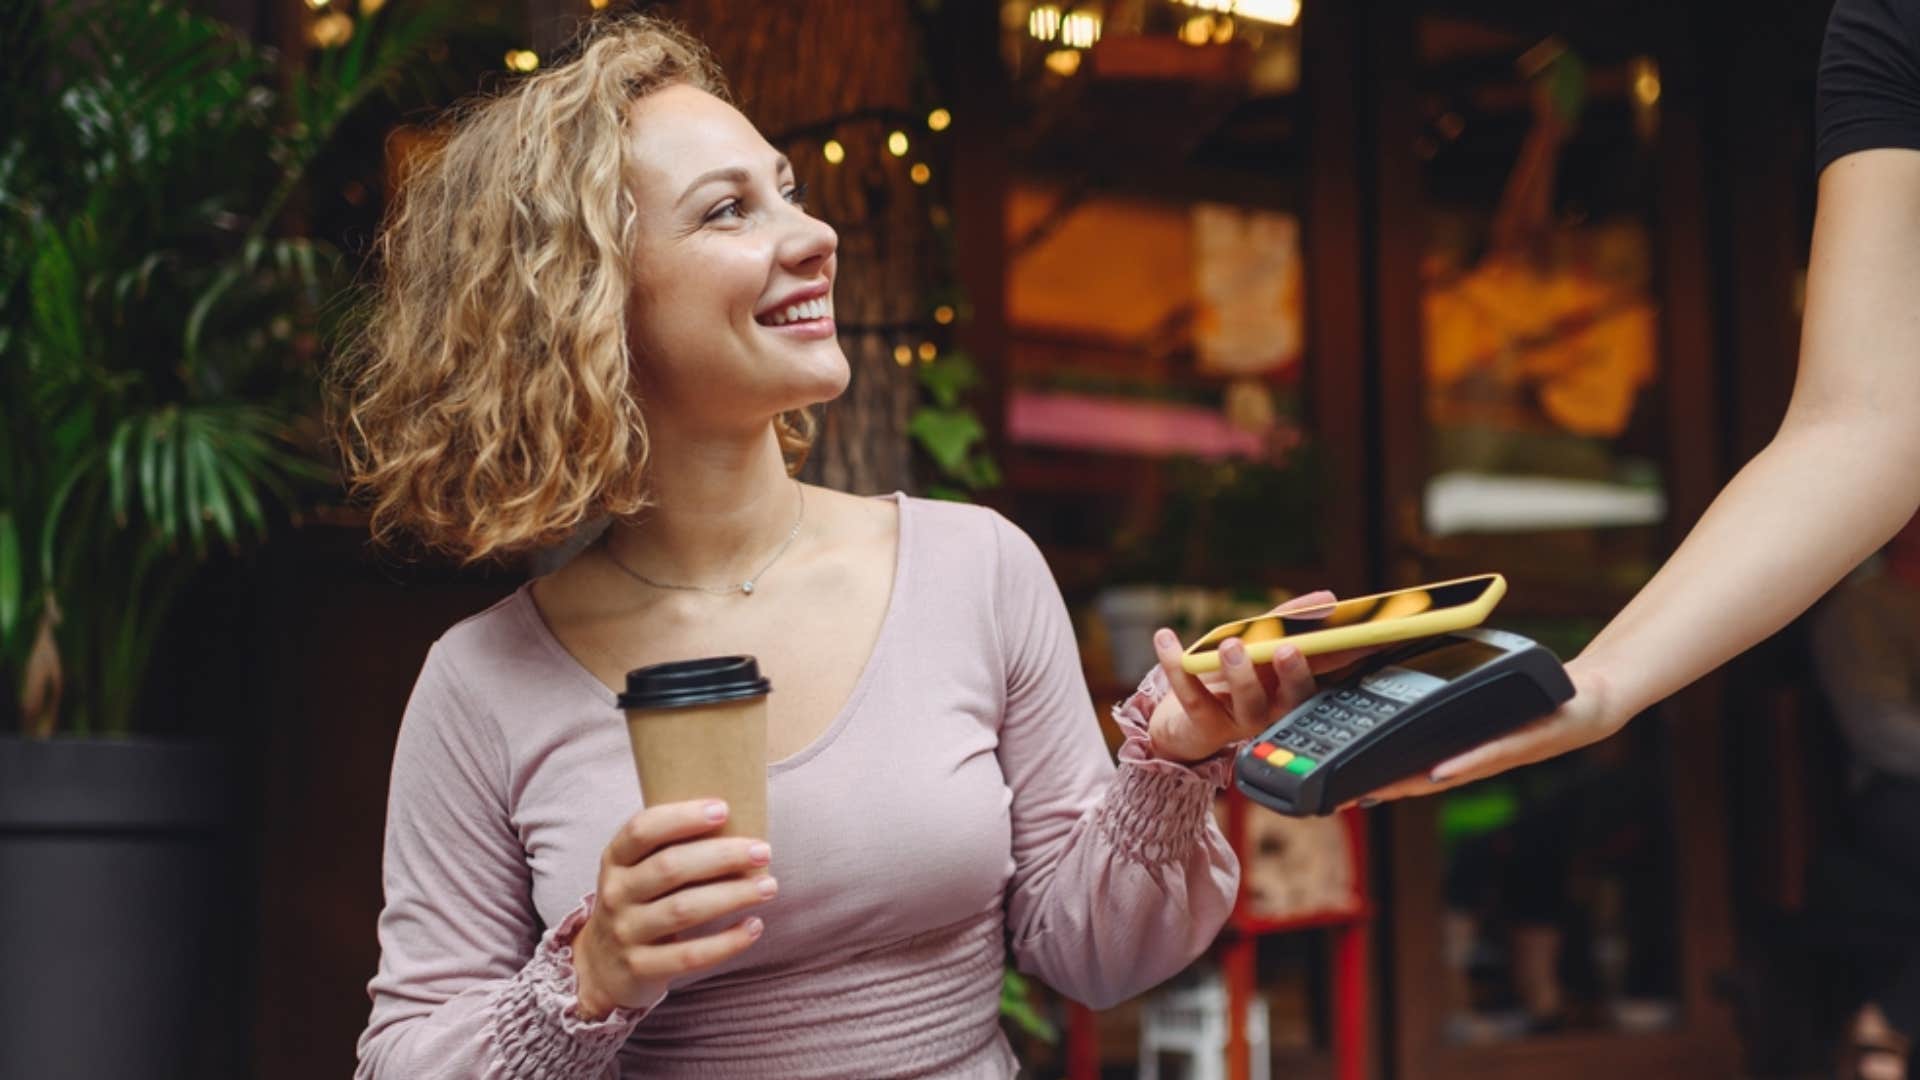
[0,1,1894,1078]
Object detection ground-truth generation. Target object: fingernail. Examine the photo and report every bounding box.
[1222,639,1244,665]
[1155,628,1176,648]
[748,842,772,864]
[705,801,729,823]
[1273,645,1297,665]
[744,917,765,939]
[1357,797,1380,809]
[757,875,779,898]
[1428,771,1449,784]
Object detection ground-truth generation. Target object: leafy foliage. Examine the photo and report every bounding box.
[0,1,449,736]
[910,350,1002,501]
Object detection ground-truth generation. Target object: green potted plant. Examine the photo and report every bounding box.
[0,3,445,1074]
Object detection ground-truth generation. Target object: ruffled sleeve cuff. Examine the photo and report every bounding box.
[1096,666,1241,866]
[1110,665,1240,789]
[487,894,660,1074]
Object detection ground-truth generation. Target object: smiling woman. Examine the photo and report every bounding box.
[336,25,817,566]
[331,13,1348,1080]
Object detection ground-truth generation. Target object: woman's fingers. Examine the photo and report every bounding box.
[618,836,771,906]
[619,873,779,943]
[1273,589,1336,614]
[605,799,732,868]
[1266,643,1317,716]
[1218,638,1270,735]
[634,916,767,980]
[1154,627,1226,727]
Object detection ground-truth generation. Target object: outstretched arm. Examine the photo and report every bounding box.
[1371,148,1920,802]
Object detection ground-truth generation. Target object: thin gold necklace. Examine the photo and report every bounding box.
[601,482,805,598]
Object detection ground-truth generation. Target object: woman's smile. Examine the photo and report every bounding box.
[754,287,836,340]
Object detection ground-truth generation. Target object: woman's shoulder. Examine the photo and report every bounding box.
[889,491,1021,541]
[417,585,562,704]
[437,585,541,657]
[883,493,1062,609]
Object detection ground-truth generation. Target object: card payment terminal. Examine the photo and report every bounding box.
[1234,627,1573,817]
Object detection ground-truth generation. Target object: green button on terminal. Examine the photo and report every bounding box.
[1285,756,1316,775]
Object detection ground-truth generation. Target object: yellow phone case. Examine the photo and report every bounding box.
[1179,573,1507,675]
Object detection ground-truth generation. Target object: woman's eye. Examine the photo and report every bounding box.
[705,199,745,224]
[785,183,809,208]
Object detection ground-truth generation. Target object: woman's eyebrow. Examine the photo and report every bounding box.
[674,155,793,209]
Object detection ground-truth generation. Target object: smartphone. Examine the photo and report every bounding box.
[1180,573,1507,675]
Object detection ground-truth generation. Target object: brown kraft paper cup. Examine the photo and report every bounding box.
[618,656,771,851]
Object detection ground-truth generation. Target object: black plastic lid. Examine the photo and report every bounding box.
[618,656,771,710]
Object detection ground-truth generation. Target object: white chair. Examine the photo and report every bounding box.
[1137,974,1270,1080]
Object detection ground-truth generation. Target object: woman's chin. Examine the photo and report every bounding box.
[790,352,852,404]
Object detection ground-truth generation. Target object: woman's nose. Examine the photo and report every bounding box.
[780,205,837,272]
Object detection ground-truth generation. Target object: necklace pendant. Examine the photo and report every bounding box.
[740,581,755,595]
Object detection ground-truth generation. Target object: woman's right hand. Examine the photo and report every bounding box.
[570,799,776,1020]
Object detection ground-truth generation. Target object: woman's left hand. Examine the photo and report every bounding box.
[1145,591,1374,764]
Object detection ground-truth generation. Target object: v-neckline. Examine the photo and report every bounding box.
[515,492,911,775]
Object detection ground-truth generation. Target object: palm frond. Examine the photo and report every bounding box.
[0,510,21,642]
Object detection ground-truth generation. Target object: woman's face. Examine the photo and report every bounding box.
[623,85,846,436]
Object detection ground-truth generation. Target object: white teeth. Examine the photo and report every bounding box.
[761,296,831,326]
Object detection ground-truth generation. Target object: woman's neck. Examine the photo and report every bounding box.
[603,424,803,591]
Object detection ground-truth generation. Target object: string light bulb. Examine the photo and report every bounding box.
[360,0,386,13]
[927,108,952,132]
[505,50,539,72]
[917,342,938,362]
[934,305,956,325]
[1060,11,1101,48]
[1631,58,1662,107]
[590,0,611,7]
[910,163,932,185]
[1044,48,1082,76]
[1028,4,1062,41]
[309,11,354,47]
[823,139,846,165]
[1174,0,1298,27]
[894,344,914,366]
[887,130,910,157]
[303,0,330,9]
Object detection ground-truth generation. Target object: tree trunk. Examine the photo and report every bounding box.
[669,0,927,495]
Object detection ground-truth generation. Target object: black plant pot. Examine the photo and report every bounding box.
[0,736,234,1080]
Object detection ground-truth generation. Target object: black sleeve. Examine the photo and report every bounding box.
[1816,0,1920,174]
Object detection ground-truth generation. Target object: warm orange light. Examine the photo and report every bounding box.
[887,130,910,157]
[1231,0,1300,26]
[910,163,932,185]
[505,50,540,72]
[1044,49,1082,76]
[894,344,914,366]
[934,305,956,325]
[309,12,354,47]
[823,139,847,165]
[917,342,938,362]
[1632,58,1662,106]
[927,108,952,132]
[1027,5,1062,41]
[1060,12,1101,48]
[1173,0,1299,27]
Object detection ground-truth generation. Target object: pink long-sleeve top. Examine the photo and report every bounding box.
[356,495,1240,1079]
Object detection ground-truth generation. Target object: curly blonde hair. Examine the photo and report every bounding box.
[335,14,815,563]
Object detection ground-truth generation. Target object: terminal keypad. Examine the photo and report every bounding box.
[1248,689,1402,776]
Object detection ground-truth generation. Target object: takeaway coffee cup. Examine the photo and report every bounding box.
[618,656,771,848]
